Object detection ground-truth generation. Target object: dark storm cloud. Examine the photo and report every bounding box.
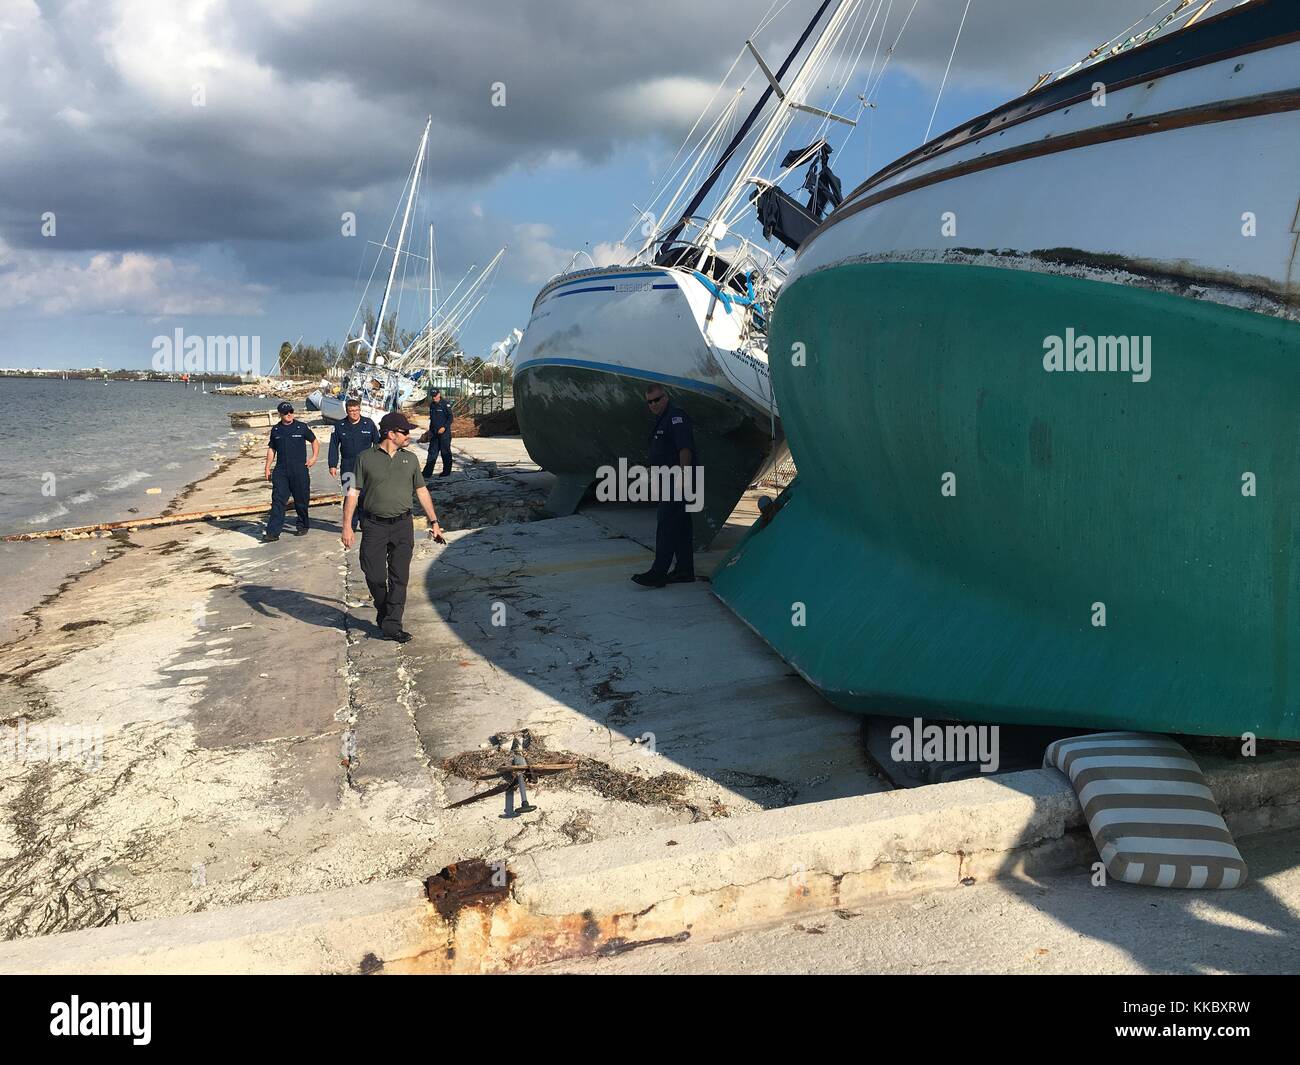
[0,0,1192,299]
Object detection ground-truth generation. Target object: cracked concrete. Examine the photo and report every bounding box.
[0,433,882,950]
[0,433,452,940]
[533,828,1300,975]
[3,750,1294,974]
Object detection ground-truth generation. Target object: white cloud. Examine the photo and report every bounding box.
[605,76,724,135]
[0,0,1202,335]
[55,106,92,130]
[590,241,633,267]
[0,240,268,316]
[507,222,574,284]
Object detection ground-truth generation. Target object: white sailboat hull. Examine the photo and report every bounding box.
[515,263,778,418]
[792,36,1300,316]
[318,363,421,425]
[512,263,783,542]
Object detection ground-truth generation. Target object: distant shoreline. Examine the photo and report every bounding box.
[0,371,247,382]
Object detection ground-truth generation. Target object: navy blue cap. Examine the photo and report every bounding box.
[276,401,294,414]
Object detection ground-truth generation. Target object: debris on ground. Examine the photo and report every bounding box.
[212,379,317,399]
[471,407,520,437]
[442,732,690,809]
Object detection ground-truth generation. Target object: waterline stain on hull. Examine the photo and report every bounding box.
[713,261,1300,739]
[515,362,776,546]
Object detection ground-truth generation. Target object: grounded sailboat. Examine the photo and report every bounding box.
[317,120,432,426]
[512,0,874,543]
[315,120,505,427]
[714,0,1300,740]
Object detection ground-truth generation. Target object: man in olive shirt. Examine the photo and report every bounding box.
[341,412,446,643]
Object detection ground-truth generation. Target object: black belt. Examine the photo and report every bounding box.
[363,511,411,523]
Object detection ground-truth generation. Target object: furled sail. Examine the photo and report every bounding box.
[751,140,843,251]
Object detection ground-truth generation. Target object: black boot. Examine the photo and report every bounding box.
[631,571,668,588]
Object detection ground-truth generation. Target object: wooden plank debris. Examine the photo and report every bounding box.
[2,495,343,541]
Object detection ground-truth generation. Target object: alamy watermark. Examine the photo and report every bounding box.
[1043,328,1151,383]
[890,717,1000,774]
[50,997,151,1045]
[594,458,704,512]
[152,328,261,376]
[1,718,103,771]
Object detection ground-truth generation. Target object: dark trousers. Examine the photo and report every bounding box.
[422,431,452,476]
[359,513,413,634]
[267,465,310,536]
[651,499,694,577]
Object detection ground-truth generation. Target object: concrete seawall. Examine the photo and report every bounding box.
[2,752,1295,974]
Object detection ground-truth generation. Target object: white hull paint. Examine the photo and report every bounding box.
[514,264,778,421]
[318,362,420,425]
[318,395,390,425]
[793,36,1300,318]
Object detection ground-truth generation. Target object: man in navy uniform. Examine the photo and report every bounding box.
[341,412,446,642]
[632,384,699,587]
[263,401,319,542]
[329,398,380,530]
[421,387,454,478]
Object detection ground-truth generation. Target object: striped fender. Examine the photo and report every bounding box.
[1044,732,1247,889]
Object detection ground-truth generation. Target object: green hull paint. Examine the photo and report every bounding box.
[713,262,1300,739]
[514,364,778,546]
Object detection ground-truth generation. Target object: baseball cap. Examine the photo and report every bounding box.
[276,401,294,414]
[379,412,415,436]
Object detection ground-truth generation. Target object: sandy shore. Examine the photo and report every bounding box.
[0,425,557,939]
[0,429,878,945]
[0,540,105,647]
[0,432,264,646]
[0,426,369,936]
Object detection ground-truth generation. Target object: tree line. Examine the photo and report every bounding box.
[272,306,510,384]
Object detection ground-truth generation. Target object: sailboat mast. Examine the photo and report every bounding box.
[372,117,431,362]
[707,0,857,234]
[436,222,441,379]
[657,0,836,254]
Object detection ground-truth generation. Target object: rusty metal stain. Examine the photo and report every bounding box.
[837,247,1300,320]
[424,859,511,923]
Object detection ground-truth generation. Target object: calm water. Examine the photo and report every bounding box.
[0,378,268,533]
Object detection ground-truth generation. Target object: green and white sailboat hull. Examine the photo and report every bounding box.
[713,0,1300,740]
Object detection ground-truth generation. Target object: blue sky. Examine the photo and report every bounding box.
[0,0,1176,371]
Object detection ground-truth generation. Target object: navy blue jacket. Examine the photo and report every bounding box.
[649,403,698,467]
[430,398,454,436]
[267,420,317,469]
[329,415,380,471]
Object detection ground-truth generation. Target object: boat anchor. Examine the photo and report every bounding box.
[445,738,576,816]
